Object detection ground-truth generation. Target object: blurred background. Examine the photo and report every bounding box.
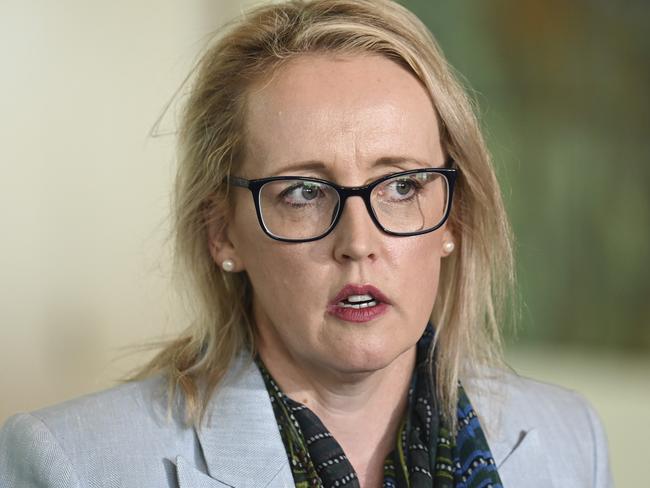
[1,0,647,485]
[406,1,650,485]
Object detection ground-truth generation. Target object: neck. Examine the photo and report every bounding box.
[258,339,416,488]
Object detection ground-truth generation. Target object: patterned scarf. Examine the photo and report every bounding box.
[257,325,502,488]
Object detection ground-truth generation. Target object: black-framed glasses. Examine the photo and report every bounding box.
[228,163,457,243]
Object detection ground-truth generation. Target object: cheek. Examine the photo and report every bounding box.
[231,221,327,317]
[387,233,443,313]
[228,198,334,331]
[251,249,321,295]
[388,230,442,272]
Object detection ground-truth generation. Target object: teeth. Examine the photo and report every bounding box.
[337,300,378,309]
[346,294,374,303]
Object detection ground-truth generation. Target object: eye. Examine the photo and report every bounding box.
[279,181,325,205]
[393,179,414,196]
[385,177,421,199]
[299,183,319,201]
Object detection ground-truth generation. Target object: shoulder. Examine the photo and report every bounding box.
[23,374,174,429]
[0,375,201,487]
[472,370,599,429]
[4,374,189,448]
[465,370,613,487]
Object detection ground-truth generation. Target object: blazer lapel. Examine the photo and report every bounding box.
[176,355,293,488]
[466,373,555,487]
[176,456,231,488]
[491,429,554,487]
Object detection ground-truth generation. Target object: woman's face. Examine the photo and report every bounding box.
[212,54,452,378]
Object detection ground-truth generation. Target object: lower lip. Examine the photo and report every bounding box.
[326,303,389,323]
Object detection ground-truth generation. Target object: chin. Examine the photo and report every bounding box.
[326,341,413,375]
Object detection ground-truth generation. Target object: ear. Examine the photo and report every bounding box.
[205,198,243,272]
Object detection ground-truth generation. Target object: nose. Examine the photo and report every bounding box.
[331,196,379,263]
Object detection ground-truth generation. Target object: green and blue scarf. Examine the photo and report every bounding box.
[258,325,502,488]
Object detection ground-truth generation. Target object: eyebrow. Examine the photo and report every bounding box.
[268,160,328,176]
[268,156,435,177]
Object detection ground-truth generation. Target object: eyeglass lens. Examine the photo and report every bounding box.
[258,171,449,240]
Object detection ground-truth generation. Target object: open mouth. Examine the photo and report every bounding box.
[338,293,378,309]
[329,284,390,309]
[327,284,390,323]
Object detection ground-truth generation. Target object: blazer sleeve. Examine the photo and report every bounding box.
[0,413,81,488]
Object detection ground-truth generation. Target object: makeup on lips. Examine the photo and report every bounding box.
[326,284,390,323]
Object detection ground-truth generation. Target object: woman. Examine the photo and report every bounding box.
[0,1,612,487]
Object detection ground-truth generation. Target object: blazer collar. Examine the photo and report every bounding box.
[176,354,293,488]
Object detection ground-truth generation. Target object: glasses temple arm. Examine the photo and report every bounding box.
[444,156,456,169]
[228,176,251,188]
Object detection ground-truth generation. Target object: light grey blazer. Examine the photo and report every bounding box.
[0,355,613,487]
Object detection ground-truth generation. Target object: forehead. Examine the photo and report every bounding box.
[242,54,443,178]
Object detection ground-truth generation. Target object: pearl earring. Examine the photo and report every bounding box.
[221,259,235,272]
[442,241,455,254]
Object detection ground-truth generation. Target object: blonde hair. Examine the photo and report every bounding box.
[133,0,514,429]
